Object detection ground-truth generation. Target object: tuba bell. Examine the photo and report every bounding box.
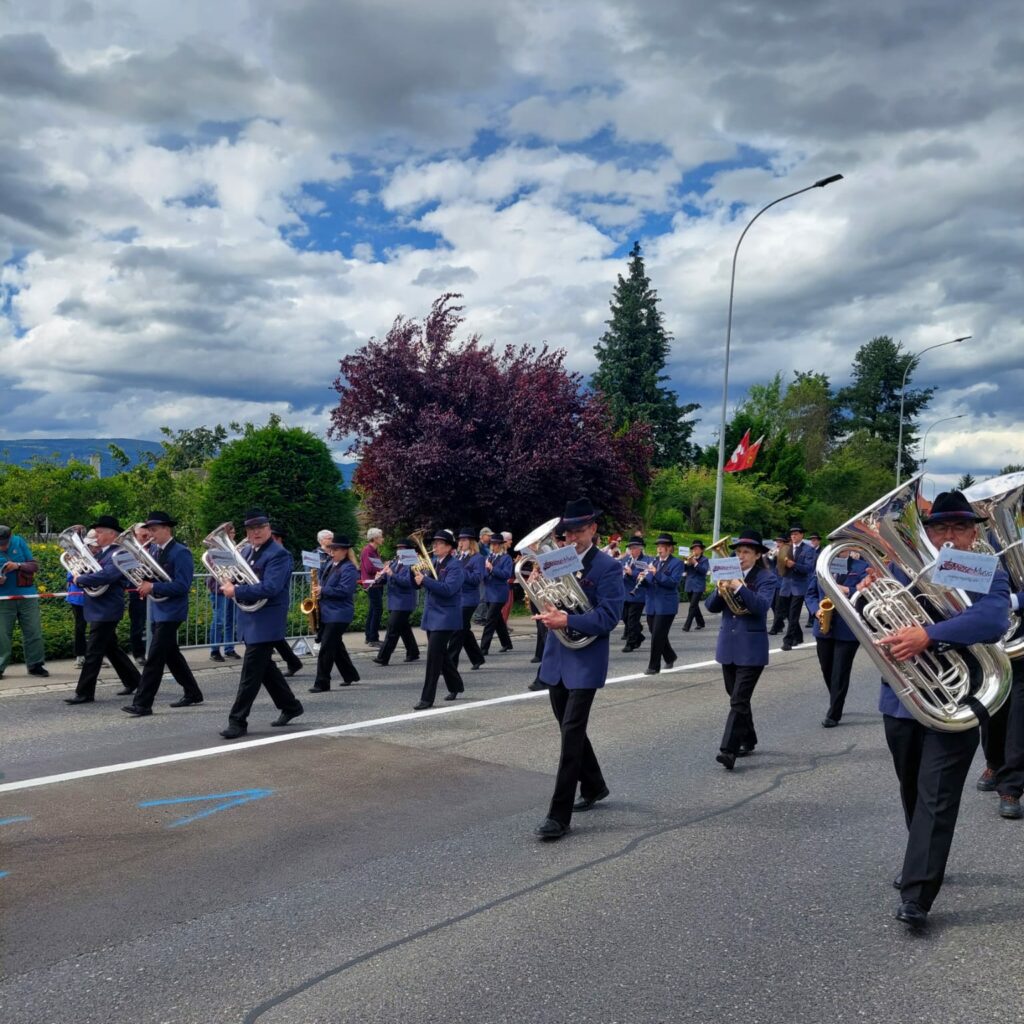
[514,517,595,650]
[201,522,267,613]
[57,526,108,597]
[815,474,1011,732]
[110,524,172,601]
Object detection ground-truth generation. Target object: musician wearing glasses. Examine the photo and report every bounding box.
[619,535,650,653]
[412,529,465,710]
[638,533,684,675]
[532,498,625,841]
[681,540,709,632]
[447,527,486,671]
[310,534,360,691]
[372,539,421,667]
[122,512,204,716]
[860,491,1010,929]
[218,509,304,739]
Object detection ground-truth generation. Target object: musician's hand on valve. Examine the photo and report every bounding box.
[877,624,930,661]
[137,581,154,598]
[413,571,424,586]
[857,567,882,591]
[727,578,743,593]
[221,581,236,599]
[534,602,568,630]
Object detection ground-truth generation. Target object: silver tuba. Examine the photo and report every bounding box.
[57,527,108,597]
[515,517,595,650]
[201,522,267,613]
[815,474,1011,732]
[110,525,172,601]
[963,471,1024,659]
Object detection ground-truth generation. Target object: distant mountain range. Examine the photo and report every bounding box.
[0,437,357,484]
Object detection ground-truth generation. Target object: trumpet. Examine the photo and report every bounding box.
[408,529,438,579]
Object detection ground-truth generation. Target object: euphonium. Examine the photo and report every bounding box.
[57,527,108,597]
[110,524,172,601]
[514,517,595,650]
[408,529,438,579]
[300,567,320,633]
[815,474,1011,732]
[201,522,268,613]
[817,597,835,635]
[707,536,749,616]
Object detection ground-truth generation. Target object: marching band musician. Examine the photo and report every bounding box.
[639,533,683,675]
[805,534,822,627]
[781,523,816,650]
[532,498,625,841]
[804,548,866,728]
[681,540,709,632]
[705,529,778,769]
[447,527,486,671]
[993,588,1024,820]
[127,522,152,668]
[269,524,304,676]
[372,539,421,667]
[122,512,204,716]
[310,534,361,691]
[218,509,304,739]
[527,529,568,691]
[620,535,650,653]
[65,515,142,705]
[861,491,1010,928]
[480,533,514,656]
[768,534,789,635]
[412,529,465,710]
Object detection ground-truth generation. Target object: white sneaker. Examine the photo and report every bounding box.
[74,656,85,668]
[312,642,321,654]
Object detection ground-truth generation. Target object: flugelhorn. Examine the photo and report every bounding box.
[110,524,172,601]
[57,526,108,597]
[201,522,268,613]
[707,536,748,616]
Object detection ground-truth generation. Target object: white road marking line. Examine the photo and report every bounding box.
[0,644,813,794]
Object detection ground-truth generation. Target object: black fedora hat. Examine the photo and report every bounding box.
[691,539,705,549]
[655,533,675,546]
[244,508,270,527]
[142,511,176,528]
[432,529,456,546]
[556,497,602,531]
[922,491,986,525]
[270,523,286,539]
[488,532,505,544]
[788,523,806,534]
[626,535,645,547]
[327,534,352,548]
[731,528,769,554]
[457,526,476,539]
[397,537,414,549]
[89,514,123,532]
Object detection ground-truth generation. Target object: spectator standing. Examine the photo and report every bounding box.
[0,524,49,679]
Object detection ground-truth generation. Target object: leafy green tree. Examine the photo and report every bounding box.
[159,423,240,470]
[202,419,357,552]
[781,371,842,472]
[998,464,1024,475]
[591,241,699,467]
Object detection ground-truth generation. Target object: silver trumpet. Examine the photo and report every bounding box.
[815,474,1010,732]
[57,526,109,597]
[111,525,172,601]
[515,517,595,650]
[201,522,267,613]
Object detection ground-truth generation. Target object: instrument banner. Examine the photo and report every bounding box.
[931,547,998,593]
[536,546,584,579]
[396,549,420,566]
[710,556,743,582]
[301,550,321,569]
[678,546,691,558]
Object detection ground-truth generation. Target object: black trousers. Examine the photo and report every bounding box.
[884,715,978,911]
[622,602,645,648]
[420,629,464,704]
[128,595,147,657]
[981,696,1009,771]
[480,601,512,654]
[783,594,805,646]
[719,663,764,754]
[228,641,302,728]
[816,637,859,722]
[75,620,141,698]
[770,592,787,633]
[364,586,383,643]
[134,621,203,709]
[315,622,360,687]
[547,681,604,826]
[996,658,1024,798]
[647,613,677,671]
[448,606,484,668]
[534,618,547,659]
[71,604,87,657]
[379,609,420,664]
[682,592,705,630]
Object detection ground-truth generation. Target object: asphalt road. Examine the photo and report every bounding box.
[1,626,1022,1024]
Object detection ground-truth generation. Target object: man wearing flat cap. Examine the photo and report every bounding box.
[123,512,204,716]
[65,515,142,704]
[532,498,625,840]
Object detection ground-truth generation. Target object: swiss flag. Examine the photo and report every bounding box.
[741,434,765,471]
[724,429,751,473]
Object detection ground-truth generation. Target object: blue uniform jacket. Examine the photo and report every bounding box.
[148,539,194,623]
[879,565,1011,719]
[482,552,513,603]
[419,555,464,631]
[539,547,625,690]
[319,559,358,624]
[804,558,867,644]
[76,545,130,623]
[785,542,817,596]
[458,552,486,607]
[683,555,709,595]
[621,554,652,605]
[639,555,683,616]
[233,540,292,644]
[705,562,778,666]
[386,563,418,613]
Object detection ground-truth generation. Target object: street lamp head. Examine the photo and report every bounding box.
[952,335,971,344]
[814,174,843,187]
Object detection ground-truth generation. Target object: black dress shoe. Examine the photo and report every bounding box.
[285,664,302,677]
[225,651,241,660]
[64,694,94,704]
[534,817,570,840]
[621,645,635,653]
[500,646,514,653]
[527,680,546,691]
[372,657,388,666]
[209,651,225,662]
[530,656,542,663]
[893,872,902,889]
[643,668,659,675]
[716,752,736,770]
[471,662,483,670]
[444,692,458,701]
[695,625,705,630]
[999,795,1023,819]
[781,642,793,652]
[271,708,303,727]
[895,901,928,928]
[681,626,691,633]
[736,745,755,757]
[339,680,352,686]
[309,685,330,693]
[121,705,152,716]
[664,657,676,669]
[403,655,420,663]
[413,701,432,711]
[169,697,203,707]
[220,725,247,739]
[573,786,610,811]
[27,664,50,677]
[366,640,382,648]
[116,686,138,696]
[822,717,839,728]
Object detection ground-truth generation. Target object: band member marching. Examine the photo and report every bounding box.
[620,535,650,652]
[480,533,514,655]
[768,534,789,635]
[705,529,778,769]
[639,533,683,675]
[310,534,361,691]
[782,523,816,650]
[412,529,465,710]
[993,585,1024,819]
[372,539,421,667]
[532,498,625,840]
[123,511,204,716]
[269,524,304,676]
[448,527,486,671]
[681,540,709,632]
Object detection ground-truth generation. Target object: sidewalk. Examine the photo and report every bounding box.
[0,622,540,697]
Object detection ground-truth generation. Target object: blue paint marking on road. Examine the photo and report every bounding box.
[0,871,8,879]
[0,816,32,826]
[138,788,273,828]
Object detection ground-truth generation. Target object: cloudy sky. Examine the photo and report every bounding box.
[1,0,1021,488]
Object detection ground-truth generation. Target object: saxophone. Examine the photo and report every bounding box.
[300,567,320,633]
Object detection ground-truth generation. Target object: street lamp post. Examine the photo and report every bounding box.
[920,413,966,468]
[894,336,971,486]
[711,174,843,542]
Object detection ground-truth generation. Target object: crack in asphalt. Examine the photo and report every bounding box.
[244,740,856,1023]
